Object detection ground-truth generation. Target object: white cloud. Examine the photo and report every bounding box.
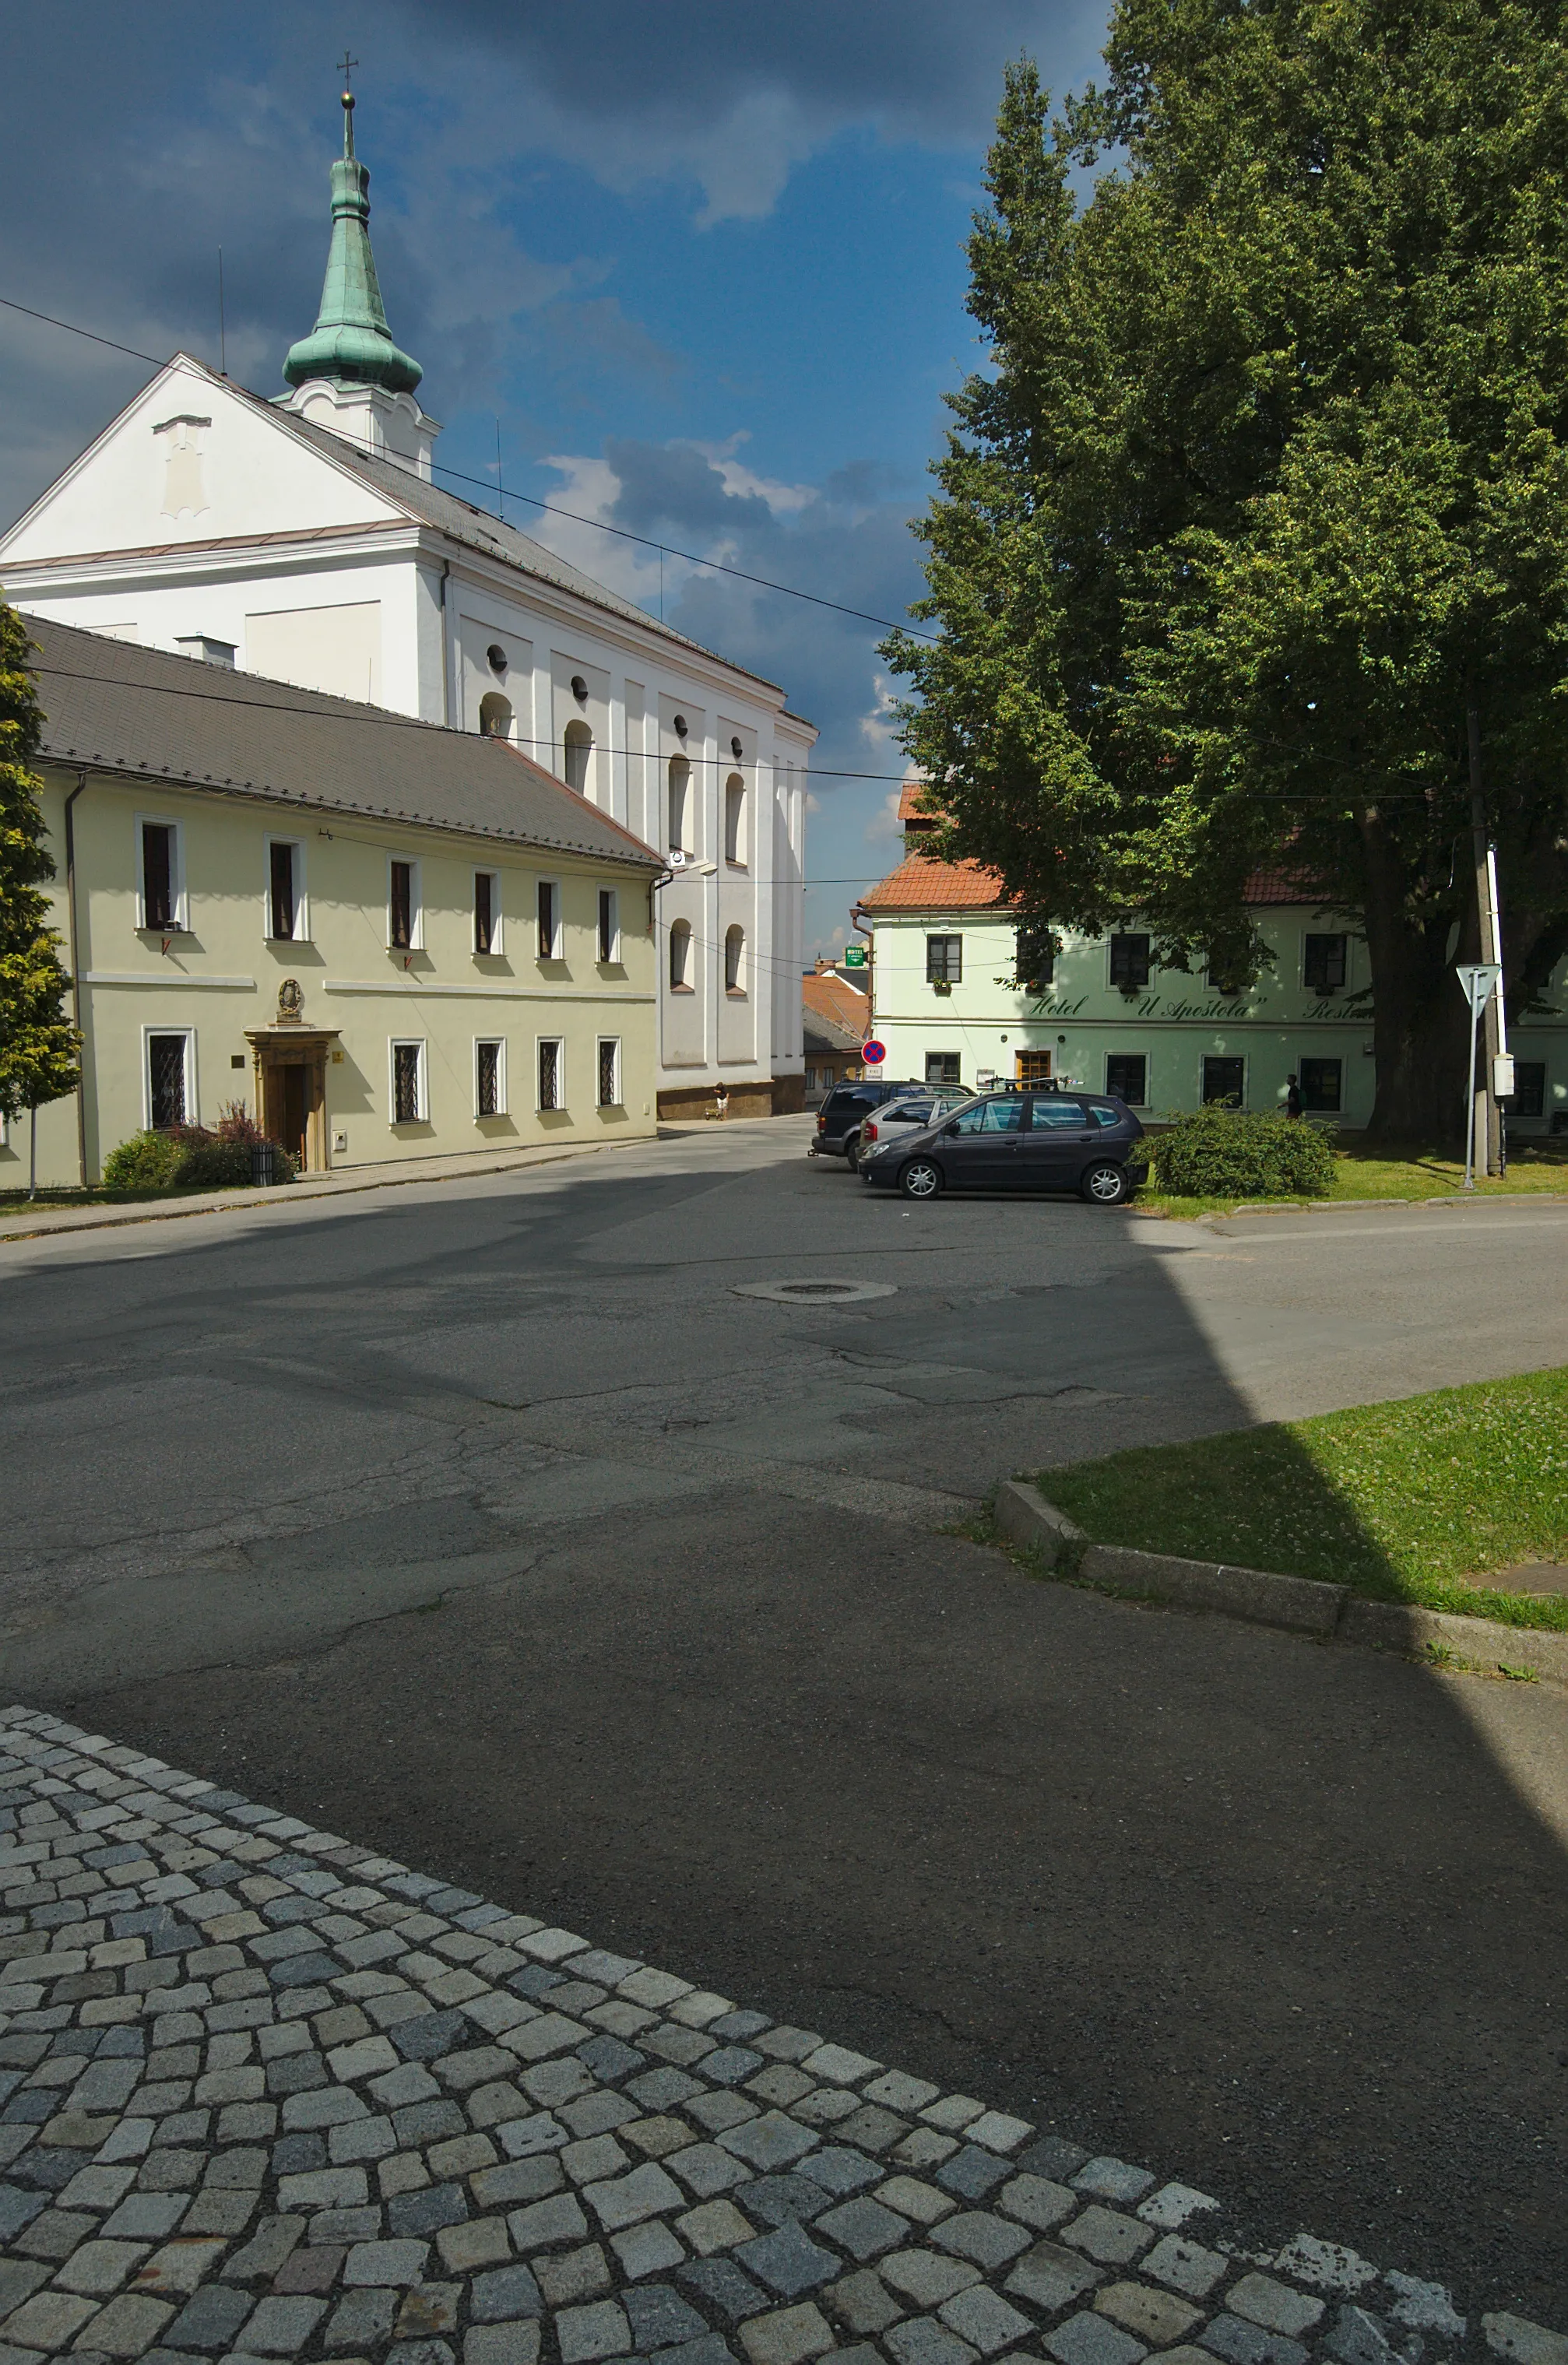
[867,787,905,844]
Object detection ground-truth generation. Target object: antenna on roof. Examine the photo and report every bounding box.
[217,247,226,376]
[495,417,504,522]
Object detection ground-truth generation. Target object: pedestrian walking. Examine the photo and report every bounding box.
[1285,1073,1303,1119]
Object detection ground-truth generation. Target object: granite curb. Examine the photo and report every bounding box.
[992,1481,1568,1684]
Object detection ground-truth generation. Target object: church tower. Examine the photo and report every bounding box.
[276,85,440,477]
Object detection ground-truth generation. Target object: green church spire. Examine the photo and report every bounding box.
[283,90,423,396]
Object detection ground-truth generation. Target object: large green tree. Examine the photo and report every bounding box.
[0,605,79,1140]
[884,9,1568,1140]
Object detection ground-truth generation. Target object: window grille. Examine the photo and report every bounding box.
[598,1039,620,1108]
[475,872,495,955]
[539,1038,562,1111]
[148,1033,187,1129]
[392,1043,422,1123]
[476,1041,501,1117]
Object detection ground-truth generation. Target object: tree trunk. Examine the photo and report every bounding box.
[1359,810,1469,1146]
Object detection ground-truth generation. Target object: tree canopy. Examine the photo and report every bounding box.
[884,3,1568,1138]
[0,605,79,1129]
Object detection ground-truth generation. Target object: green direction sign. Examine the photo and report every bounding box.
[842,945,867,967]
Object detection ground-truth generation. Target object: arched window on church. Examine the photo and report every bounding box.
[667,756,691,856]
[724,773,747,866]
[564,719,592,796]
[479,691,512,740]
[724,925,746,994]
[669,918,694,992]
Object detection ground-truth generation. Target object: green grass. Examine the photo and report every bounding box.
[0,1183,241,1215]
[1136,1137,1568,1220]
[1039,1364,1568,1632]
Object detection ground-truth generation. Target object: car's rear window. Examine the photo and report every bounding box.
[1088,1102,1123,1127]
[1028,1098,1086,1128]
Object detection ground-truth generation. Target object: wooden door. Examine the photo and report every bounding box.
[282,1065,309,1172]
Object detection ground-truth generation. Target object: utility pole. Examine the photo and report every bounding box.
[1466,701,1502,1175]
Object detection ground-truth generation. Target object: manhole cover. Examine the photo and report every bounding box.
[733,1278,896,1305]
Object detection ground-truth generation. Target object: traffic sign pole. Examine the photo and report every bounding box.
[1455,963,1501,1190]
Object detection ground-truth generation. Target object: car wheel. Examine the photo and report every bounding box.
[845,1136,861,1172]
[1081,1160,1130,1206]
[900,1158,943,1201]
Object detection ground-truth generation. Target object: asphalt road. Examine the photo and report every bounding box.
[3,1120,1566,2321]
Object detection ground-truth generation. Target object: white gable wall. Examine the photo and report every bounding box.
[0,358,399,564]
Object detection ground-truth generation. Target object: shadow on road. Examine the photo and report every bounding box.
[3,1150,1566,2323]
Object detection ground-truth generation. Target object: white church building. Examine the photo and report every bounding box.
[0,90,814,1119]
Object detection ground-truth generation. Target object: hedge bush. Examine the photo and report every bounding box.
[101,1105,297,1192]
[1150,1108,1337,1198]
[101,1130,183,1190]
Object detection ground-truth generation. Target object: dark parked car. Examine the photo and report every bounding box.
[858,1088,1148,1204]
[810,1077,924,1165]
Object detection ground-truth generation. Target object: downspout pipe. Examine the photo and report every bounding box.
[438,558,452,726]
[63,770,88,1186]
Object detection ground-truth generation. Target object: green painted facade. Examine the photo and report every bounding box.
[865,906,1568,1133]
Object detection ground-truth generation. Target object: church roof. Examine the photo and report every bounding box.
[244,388,793,700]
[23,612,661,871]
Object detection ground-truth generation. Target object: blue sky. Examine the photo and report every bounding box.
[0,1,1109,955]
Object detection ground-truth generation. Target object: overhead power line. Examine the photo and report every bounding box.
[0,293,937,643]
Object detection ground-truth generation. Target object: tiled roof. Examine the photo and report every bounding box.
[803,969,870,1040]
[23,612,661,870]
[859,853,1012,913]
[1243,866,1334,906]
[898,778,942,826]
[861,848,1335,917]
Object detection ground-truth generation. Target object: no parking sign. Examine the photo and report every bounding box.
[861,1039,887,1065]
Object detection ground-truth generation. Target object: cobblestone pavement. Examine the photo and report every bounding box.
[3,1712,1563,2365]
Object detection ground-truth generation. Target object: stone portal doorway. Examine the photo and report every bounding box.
[247,987,339,1173]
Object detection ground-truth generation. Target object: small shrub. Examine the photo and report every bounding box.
[1151,1107,1337,1199]
[102,1130,182,1190]
[169,1139,254,1190]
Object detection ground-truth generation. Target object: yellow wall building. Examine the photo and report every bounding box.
[9,615,663,1188]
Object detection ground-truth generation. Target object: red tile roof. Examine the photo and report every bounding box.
[898,778,942,826]
[1243,866,1333,906]
[803,969,870,1038]
[859,853,1013,913]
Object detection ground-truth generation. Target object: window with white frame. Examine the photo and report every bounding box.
[597,1038,621,1109]
[537,878,561,961]
[389,859,422,951]
[724,924,746,994]
[266,838,306,942]
[1304,932,1349,993]
[538,1037,564,1111]
[474,869,501,955]
[597,887,620,964]
[390,1038,427,1124]
[724,773,747,865]
[476,1038,506,1117]
[146,1028,193,1130]
[139,817,185,932]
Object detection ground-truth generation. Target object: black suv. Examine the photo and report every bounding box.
[810,1077,924,1166]
[857,1088,1148,1204]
